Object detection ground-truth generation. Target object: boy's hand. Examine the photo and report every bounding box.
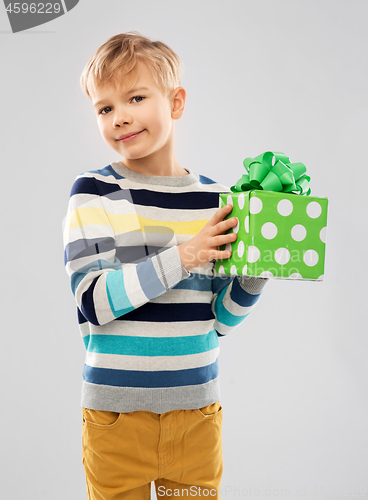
[178,204,238,271]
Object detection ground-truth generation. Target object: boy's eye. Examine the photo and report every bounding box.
[100,107,112,115]
[131,96,144,103]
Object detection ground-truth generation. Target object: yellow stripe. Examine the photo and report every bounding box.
[66,207,111,229]
[109,214,209,235]
[65,207,210,236]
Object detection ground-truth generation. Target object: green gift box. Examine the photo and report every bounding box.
[214,152,328,281]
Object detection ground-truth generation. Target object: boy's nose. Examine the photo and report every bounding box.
[113,110,132,128]
[113,118,130,128]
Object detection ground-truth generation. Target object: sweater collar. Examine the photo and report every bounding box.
[110,161,199,187]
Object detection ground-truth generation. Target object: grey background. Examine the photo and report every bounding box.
[1,0,367,498]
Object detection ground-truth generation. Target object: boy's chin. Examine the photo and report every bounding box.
[110,143,147,158]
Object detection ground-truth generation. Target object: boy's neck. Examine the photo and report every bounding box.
[121,152,188,178]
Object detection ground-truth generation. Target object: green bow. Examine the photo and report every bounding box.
[231,151,311,196]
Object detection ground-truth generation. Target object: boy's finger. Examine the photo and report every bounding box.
[215,217,237,235]
[215,249,231,259]
[211,204,233,225]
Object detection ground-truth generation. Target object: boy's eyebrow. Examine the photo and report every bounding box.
[93,87,150,109]
[127,86,150,94]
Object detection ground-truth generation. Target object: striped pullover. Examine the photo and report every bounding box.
[63,161,267,413]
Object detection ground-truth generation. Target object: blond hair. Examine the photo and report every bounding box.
[80,31,184,98]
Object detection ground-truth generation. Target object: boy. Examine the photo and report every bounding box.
[63,32,268,500]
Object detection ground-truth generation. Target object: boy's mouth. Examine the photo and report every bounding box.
[117,130,145,142]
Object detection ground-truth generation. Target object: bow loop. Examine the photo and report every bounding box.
[232,151,311,196]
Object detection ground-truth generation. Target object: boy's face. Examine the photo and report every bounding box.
[90,62,182,167]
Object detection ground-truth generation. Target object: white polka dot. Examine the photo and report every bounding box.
[277,199,293,216]
[218,265,225,274]
[227,195,233,207]
[274,247,290,265]
[242,264,248,275]
[244,215,249,233]
[249,197,263,214]
[306,201,322,219]
[233,219,239,233]
[291,224,307,242]
[320,227,327,243]
[261,222,278,239]
[317,275,324,281]
[230,265,237,275]
[288,273,303,280]
[237,240,245,258]
[238,192,245,210]
[225,242,232,254]
[303,249,319,267]
[259,271,274,278]
[247,245,260,263]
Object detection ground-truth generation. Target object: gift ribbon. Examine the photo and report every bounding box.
[231,151,311,196]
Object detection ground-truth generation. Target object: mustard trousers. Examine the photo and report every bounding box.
[82,401,223,499]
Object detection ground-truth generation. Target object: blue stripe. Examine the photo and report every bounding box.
[82,334,89,349]
[77,307,88,325]
[84,331,219,356]
[168,274,232,294]
[130,188,220,210]
[231,278,262,307]
[70,258,121,295]
[82,359,219,388]
[117,302,214,323]
[211,275,233,295]
[198,174,217,185]
[65,237,115,265]
[81,277,99,326]
[105,259,166,318]
[173,272,212,292]
[136,258,167,300]
[70,176,99,197]
[213,287,250,327]
[116,244,173,264]
[72,176,221,210]
[87,165,124,180]
[105,269,135,318]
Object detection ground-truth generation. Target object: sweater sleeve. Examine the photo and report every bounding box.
[63,175,190,326]
[211,270,268,337]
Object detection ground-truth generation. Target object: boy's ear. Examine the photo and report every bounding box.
[171,87,186,120]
